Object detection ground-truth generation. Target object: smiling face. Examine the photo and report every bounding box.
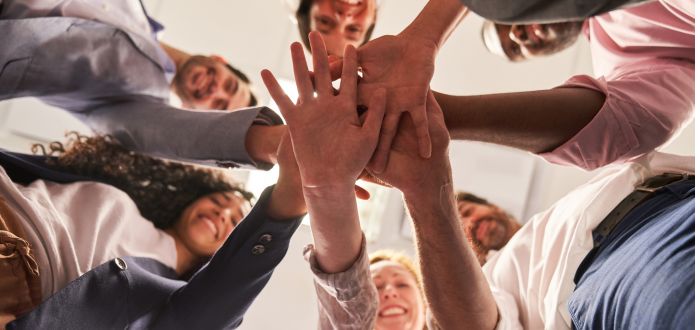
[457,201,520,263]
[172,55,253,111]
[371,261,425,330]
[307,0,377,57]
[170,191,252,257]
[482,21,583,61]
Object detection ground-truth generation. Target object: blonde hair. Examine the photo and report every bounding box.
[369,250,421,286]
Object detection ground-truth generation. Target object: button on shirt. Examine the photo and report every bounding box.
[541,0,695,170]
[485,152,694,330]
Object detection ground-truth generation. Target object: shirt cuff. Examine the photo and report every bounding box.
[303,235,370,302]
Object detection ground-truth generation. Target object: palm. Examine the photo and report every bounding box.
[262,33,386,189]
[356,34,438,170]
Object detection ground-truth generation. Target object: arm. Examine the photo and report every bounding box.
[261,32,386,327]
[150,125,306,330]
[84,101,284,170]
[437,59,695,170]
[306,237,378,330]
[370,93,498,329]
[435,87,603,154]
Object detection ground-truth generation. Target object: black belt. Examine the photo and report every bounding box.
[592,172,694,248]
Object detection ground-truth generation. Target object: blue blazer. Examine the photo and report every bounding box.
[1,151,303,329]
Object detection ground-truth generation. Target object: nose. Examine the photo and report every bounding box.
[381,286,399,300]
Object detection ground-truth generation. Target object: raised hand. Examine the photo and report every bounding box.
[261,31,386,189]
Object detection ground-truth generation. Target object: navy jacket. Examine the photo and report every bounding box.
[0,151,303,329]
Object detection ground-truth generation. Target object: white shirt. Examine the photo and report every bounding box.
[486,152,694,329]
[0,168,177,300]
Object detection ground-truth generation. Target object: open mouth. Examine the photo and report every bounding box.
[337,0,362,4]
[197,214,220,239]
[379,306,408,318]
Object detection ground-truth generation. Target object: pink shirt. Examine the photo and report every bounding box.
[541,0,695,170]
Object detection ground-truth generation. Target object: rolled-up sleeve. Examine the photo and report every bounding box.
[83,100,283,170]
[539,59,694,170]
[304,236,378,330]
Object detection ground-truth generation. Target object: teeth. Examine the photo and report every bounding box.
[381,307,406,316]
[200,216,218,237]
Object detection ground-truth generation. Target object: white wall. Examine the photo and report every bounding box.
[0,1,693,329]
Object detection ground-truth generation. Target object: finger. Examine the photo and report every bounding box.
[339,45,358,99]
[309,32,332,96]
[369,111,401,174]
[261,69,294,117]
[290,42,314,102]
[358,169,392,188]
[362,89,386,141]
[354,185,371,200]
[426,91,445,121]
[329,56,344,81]
[409,104,432,158]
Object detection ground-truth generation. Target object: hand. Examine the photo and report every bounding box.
[345,33,439,173]
[369,92,451,198]
[261,31,386,189]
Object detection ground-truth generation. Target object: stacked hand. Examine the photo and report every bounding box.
[262,32,386,189]
[331,32,439,173]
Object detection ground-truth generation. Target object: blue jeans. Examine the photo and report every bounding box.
[568,179,694,330]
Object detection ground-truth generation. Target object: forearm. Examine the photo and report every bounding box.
[435,87,604,153]
[404,182,498,330]
[401,0,469,48]
[245,125,287,165]
[267,170,306,220]
[305,185,364,274]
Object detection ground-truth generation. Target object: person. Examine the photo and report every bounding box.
[456,192,521,265]
[160,43,258,111]
[369,251,427,330]
[330,0,692,173]
[295,0,378,57]
[0,0,283,169]
[1,133,307,329]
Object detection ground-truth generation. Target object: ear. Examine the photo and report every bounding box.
[210,55,227,63]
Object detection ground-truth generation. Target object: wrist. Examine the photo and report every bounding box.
[401,0,468,48]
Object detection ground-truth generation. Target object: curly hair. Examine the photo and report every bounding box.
[33,133,254,229]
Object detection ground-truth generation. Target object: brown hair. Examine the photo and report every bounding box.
[455,191,491,206]
[296,0,376,51]
[33,134,254,229]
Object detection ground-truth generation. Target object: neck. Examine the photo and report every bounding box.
[160,42,191,72]
[164,228,201,276]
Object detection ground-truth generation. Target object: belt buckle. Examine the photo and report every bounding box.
[635,173,689,193]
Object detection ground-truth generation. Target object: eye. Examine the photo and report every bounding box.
[210,196,223,207]
[347,25,362,33]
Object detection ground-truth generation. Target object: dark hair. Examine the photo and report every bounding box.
[455,191,491,206]
[225,63,258,107]
[296,0,376,52]
[33,134,254,229]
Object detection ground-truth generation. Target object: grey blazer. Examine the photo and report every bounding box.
[0,14,281,169]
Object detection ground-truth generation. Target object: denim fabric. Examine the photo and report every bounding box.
[569,179,694,330]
